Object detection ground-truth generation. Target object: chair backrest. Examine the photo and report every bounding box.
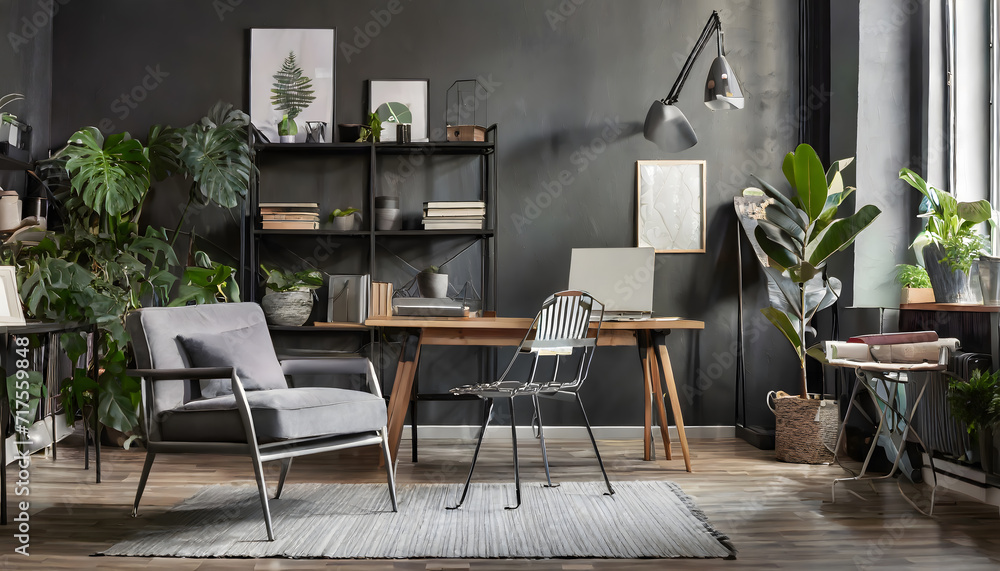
[512,291,603,390]
[126,302,276,415]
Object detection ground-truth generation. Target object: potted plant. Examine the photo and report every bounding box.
[948,368,1000,473]
[270,51,316,143]
[259,265,323,326]
[416,265,448,298]
[899,168,995,303]
[329,207,360,231]
[896,263,934,304]
[749,144,881,464]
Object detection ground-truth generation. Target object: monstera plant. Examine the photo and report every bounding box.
[751,144,882,398]
[5,102,252,439]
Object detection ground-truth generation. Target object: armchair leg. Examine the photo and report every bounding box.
[577,393,614,497]
[249,447,275,541]
[533,395,558,488]
[131,451,156,517]
[448,398,494,510]
[506,397,522,510]
[275,458,293,499]
[381,429,398,512]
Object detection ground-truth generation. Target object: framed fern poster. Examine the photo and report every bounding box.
[250,28,335,143]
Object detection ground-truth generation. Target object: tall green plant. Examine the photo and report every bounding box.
[752,144,882,398]
[899,168,995,274]
[270,51,315,136]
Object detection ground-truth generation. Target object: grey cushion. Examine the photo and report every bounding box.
[177,325,288,398]
[158,387,387,443]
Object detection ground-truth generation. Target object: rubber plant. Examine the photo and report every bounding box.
[270,51,316,138]
[751,143,882,398]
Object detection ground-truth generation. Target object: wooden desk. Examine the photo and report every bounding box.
[365,316,704,472]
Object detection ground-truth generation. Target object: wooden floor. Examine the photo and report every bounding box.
[3,431,1000,570]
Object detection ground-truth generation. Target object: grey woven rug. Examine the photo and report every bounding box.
[102,481,735,559]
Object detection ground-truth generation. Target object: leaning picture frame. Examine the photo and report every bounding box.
[0,266,25,325]
[249,28,336,143]
[369,79,429,142]
[636,160,707,253]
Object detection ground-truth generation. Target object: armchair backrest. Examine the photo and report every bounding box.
[126,302,274,415]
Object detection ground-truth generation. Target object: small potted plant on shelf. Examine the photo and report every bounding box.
[948,368,1000,473]
[896,263,934,304]
[329,207,360,231]
[416,265,448,298]
[270,51,316,143]
[899,168,995,303]
[259,265,324,326]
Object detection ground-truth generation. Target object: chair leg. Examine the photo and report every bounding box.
[381,429,398,512]
[533,395,558,488]
[506,397,522,510]
[131,451,156,517]
[249,447,275,541]
[448,398,493,510]
[275,458,293,499]
[577,393,614,497]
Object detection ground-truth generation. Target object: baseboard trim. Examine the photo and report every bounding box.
[402,425,735,440]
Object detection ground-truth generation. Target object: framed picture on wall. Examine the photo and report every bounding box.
[368,79,429,142]
[249,28,336,143]
[0,266,25,325]
[636,160,707,253]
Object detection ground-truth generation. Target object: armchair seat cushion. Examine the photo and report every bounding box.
[158,387,387,444]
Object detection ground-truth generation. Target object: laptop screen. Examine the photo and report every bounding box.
[567,247,655,314]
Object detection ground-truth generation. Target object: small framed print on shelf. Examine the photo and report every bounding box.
[368,79,429,142]
[0,266,25,325]
[636,160,707,253]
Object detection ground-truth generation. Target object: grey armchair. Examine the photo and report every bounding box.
[125,302,396,541]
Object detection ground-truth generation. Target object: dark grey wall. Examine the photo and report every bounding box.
[0,0,53,187]
[51,0,803,427]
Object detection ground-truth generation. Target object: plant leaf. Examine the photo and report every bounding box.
[761,307,802,356]
[787,143,828,221]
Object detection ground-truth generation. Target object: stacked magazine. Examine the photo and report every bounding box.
[422,201,485,230]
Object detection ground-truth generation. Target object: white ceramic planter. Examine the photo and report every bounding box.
[331,215,355,231]
[416,272,448,298]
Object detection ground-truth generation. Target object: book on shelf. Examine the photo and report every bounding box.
[847,331,938,345]
[261,220,319,230]
[369,281,393,317]
[423,207,486,217]
[328,274,370,323]
[423,201,485,209]
[422,219,485,230]
[260,202,320,209]
[261,212,321,221]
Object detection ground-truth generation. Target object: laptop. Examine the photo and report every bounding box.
[567,247,655,321]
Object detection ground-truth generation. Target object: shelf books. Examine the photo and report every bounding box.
[260,202,320,230]
[369,281,394,317]
[422,200,485,230]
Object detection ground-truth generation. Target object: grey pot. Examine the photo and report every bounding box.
[261,290,314,326]
[979,254,1000,305]
[923,242,977,303]
[416,272,448,298]
[331,214,356,231]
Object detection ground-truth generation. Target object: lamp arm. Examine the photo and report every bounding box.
[663,11,722,105]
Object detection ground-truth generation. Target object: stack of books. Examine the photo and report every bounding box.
[422,201,485,230]
[369,281,394,317]
[260,202,320,230]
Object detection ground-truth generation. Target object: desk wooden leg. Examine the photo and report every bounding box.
[385,332,422,466]
[641,341,653,461]
[647,338,672,460]
[655,337,692,472]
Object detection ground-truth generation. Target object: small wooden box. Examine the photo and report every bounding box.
[900,287,935,304]
[446,125,486,142]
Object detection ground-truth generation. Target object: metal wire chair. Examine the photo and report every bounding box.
[447,290,615,510]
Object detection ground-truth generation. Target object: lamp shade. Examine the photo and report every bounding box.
[704,55,744,110]
[643,101,698,152]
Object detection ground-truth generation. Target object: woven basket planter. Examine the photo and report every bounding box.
[770,391,838,464]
